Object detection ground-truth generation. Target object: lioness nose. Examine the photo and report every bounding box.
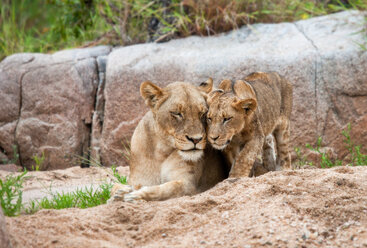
[210,135,219,141]
[186,135,203,144]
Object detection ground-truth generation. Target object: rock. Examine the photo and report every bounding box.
[0,164,22,172]
[295,11,367,164]
[1,12,366,169]
[0,208,12,248]
[0,46,111,170]
[102,11,367,167]
[304,147,338,166]
[90,56,108,165]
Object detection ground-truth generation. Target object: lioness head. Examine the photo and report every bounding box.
[206,79,257,150]
[140,79,213,161]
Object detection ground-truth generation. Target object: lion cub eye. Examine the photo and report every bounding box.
[223,117,233,124]
[207,117,212,123]
[170,112,183,119]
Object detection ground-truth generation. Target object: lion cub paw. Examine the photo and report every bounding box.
[107,184,133,204]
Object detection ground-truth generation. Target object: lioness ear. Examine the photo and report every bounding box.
[198,78,213,94]
[233,80,256,99]
[218,79,232,93]
[140,81,164,108]
[232,98,257,115]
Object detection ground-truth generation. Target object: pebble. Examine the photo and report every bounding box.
[162,233,167,238]
[222,211,229,218]
[309,232,318,239]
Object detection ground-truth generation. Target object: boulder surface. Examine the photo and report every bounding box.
[102,11,367,167]
[0,47,111,170]
[0,11,366,169]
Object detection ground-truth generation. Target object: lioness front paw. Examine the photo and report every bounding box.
[111,184,133,195]
[123,191,144,202]
[107,184,133,204]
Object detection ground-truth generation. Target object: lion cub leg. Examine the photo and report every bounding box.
[229,135,264,178]
[250,135,276,177]
[262,134,277,171]
[274,119,291,170]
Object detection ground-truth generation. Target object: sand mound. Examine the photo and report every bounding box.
[5,166,367,247]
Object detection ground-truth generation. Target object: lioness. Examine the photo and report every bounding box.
[109,79,228,202]
[206,72,293,178]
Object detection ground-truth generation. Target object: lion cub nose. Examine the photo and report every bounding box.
[210,135,219,141]
[186,135,203,144]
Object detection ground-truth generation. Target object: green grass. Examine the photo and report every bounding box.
[1,166,127,216]
[111,165,128,184]
[31,152,45,171]
[1,145,19,165]
[1,0,367,59]
[342,123,367,166]
[96,0,367,44]
[0,0,108,60]
[306,137,343,168]
[296,123,367,168]
[26,183,112,214]
[0,170,28,216]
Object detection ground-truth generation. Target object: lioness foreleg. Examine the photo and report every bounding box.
[123,180,187,202]
[124,156,200,202]
[107,184,134,203]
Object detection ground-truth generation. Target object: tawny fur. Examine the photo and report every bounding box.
[206,72,293,178]
[110,79,228,202]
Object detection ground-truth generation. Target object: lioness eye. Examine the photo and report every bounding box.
[223,117,232,124]
[170,112,183,119]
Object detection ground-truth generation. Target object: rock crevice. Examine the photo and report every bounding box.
[293,22,320,131]
[14,70,28,167]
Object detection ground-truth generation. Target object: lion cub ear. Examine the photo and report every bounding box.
[232,98,257,115]
[233,80,256,99]
[140,81,164,108]
[207,89,224,105]
[218,79,232,93]
[198,78,213,94]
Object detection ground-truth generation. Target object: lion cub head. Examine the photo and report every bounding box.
[206,79,257,150]
[140,79,213,161]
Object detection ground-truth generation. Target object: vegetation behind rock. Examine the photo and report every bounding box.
[1,0,367,59]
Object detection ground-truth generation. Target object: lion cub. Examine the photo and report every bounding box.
[109,79,228,202]
[206,72,293,178]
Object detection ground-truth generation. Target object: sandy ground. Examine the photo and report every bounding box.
[3,166,367,248]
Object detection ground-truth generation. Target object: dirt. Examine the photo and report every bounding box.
[4,166,367,248]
